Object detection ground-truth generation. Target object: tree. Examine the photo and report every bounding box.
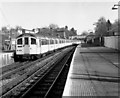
[70,27,77,35]
[106,19,112,30]
[65,26,68,30]
[110,19,120,35]
[15,26,22,32]
[94,17,108,36]
[70,27,74,31]
[49,24,59,29]
[1,26,9,34]
[81,31,88,36]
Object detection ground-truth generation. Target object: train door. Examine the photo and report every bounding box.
[30,37,37,54]
[24,37,30,54]
[16,37,24,54]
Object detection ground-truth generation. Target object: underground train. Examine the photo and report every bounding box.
[13,33,80,62]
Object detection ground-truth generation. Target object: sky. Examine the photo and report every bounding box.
[0,0,119,35]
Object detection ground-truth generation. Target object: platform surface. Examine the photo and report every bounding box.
[63,45,119,97]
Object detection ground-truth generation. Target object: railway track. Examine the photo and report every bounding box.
[0,61,30,80]
[1,62,20,74]
[1,51,59,80]
[45,48,74,98]
[0,47,65,84]
[19,47,75,98]
[1,46,76,98]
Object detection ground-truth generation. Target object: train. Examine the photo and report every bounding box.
[13,32,80,62]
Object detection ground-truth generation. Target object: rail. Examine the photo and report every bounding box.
[1,46,75,98]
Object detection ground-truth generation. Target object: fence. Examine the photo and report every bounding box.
[0,52,14,68]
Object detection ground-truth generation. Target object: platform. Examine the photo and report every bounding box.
[62,45,119,97]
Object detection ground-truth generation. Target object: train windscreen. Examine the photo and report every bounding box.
[25,37,29,45]
[17,38,22,45]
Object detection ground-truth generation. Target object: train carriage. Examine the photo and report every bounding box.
[14,32,79,62]
[49,38,55,51]
[40,37,49,54]
[54,38,59,50]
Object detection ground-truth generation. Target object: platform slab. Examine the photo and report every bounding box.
[62,45,119,97]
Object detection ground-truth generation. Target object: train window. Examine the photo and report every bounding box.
[50,40,52,44]
[52,40,54,44]
[61,40,62,43]
[65,40,66,43]
[17,38,22,45]
[41,39,48,45]
[55,40,58,44]
[46,40,49,44]
[31,38,36,44]
[41,40,44,45]
[59,40,61,43]
[46,39,49,45]
[39,40,41,46]
[50,39,54,44]
[25,37,29,45]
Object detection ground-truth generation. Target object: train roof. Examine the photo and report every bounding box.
[16,33,36,38]
[16,33,69,40]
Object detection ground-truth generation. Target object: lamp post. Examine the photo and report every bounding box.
[112,3,120,36]
[112,4,120,10]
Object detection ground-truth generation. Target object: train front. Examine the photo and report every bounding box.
[14,33,37,61]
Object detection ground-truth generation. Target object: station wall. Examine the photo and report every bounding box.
[104,36,120,50]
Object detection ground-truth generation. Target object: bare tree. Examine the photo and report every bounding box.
[1,26,9,34]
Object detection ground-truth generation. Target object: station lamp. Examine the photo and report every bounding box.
[112,4,120,10]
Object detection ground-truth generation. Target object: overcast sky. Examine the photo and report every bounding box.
[0,0,118,34]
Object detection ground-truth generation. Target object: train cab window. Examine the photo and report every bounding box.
[25,37,29,45]
[31,38,36,44]
[17,38,22,45]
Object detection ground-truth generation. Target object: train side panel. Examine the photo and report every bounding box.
[36,38,41,54]
[29,37,37,55]
[48,39,55,51]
